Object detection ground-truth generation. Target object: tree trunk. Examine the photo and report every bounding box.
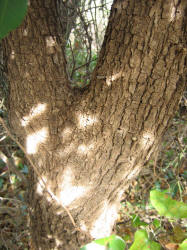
[2,0,186,249]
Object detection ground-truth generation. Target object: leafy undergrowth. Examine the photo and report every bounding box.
[0,106,186,249]
[0,148,30,249]
[115,108,187,249]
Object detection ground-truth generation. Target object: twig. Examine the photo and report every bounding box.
[74,57,97,72]
[69,39,76,78]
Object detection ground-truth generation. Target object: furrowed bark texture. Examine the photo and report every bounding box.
[2,0,187,249]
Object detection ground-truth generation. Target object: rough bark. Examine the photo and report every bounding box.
[2,0,187,249]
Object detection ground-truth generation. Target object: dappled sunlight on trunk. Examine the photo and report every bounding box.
[77,113,98,129]
[26,127,48,154]
[21,103,47,127]
[89,201,119,238]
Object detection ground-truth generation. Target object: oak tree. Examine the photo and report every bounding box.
[2,0,187,249]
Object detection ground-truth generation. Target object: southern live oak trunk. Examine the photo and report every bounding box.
[2,0,186,249]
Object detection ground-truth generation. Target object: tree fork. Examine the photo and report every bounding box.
[2,0,187,249]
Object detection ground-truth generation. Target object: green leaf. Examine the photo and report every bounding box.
[123,234,131,241]
[0,0,28,39]
[94,236,112,246]
[21,164,29,174]
[153,219,161,229]
[178,239,187,250]
[182,171,187,178]
[129,230,161,250]
[183,137,187,144]
[107,235,126,250]
[80,242,105,250]
[0,178,4,189]
[150,190,187,219]
[131,214,148,228]
[80,235,126,250]
[166,150,174,159]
